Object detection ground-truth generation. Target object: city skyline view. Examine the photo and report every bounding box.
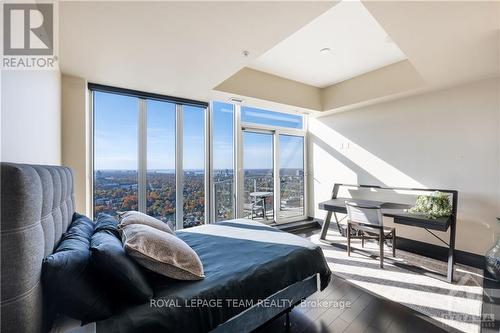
[94,167,304,226]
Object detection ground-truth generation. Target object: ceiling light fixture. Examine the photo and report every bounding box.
[242,50,250,57]
[319,47,331,54]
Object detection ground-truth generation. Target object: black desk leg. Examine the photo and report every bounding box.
[320,211,332,240]
[447,220,456,283]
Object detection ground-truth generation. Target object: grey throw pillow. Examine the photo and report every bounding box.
[120,224,204,280]
[118,211,174,235]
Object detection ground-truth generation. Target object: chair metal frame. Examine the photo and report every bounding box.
[345,201,396,268]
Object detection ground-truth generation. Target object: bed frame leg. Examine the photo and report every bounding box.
[285,309,290,331]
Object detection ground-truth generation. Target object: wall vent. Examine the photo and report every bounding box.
[228,97,244,104]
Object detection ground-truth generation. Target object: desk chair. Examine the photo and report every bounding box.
[345,201,396,268]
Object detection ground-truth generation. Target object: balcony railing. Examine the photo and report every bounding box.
[214,175,304,222]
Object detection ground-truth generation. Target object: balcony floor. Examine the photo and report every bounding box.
[244,206,304,223]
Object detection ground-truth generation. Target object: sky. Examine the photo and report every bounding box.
[94,92,303,171]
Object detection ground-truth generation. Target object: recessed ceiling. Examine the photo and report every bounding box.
[58,1,335,102]
[249,0,407,88]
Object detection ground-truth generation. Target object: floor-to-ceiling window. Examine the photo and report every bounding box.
[93,91,139,217]
[92,85,306,226]
[91,86,207,229]
[212,102,235,222]
[182,105,206,227]
[146,100,176,229]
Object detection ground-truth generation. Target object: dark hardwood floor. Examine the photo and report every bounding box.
[253,227,447,333]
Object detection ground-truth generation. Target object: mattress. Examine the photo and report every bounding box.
[97,219,331,333]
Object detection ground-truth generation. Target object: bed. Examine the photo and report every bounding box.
[0,163,331,333]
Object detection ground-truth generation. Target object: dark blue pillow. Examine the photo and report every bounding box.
[90,214,153,303]
[42,213,113,324]
[93,213,121,238]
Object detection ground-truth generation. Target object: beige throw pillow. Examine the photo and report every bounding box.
[118,211,174,235]
[121,223,204,280]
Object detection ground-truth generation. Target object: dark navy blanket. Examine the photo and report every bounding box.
[97,219,331,333]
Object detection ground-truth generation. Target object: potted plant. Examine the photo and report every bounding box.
[485,217,500,281]
[407,191,452,219]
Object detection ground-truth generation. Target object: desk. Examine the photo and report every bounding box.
[250,192,273,220]
[319,194,457,283]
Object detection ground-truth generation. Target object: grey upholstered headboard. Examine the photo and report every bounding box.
[1,163,75,333]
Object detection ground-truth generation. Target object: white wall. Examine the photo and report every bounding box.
[62,75,89,214]
[308,78,500,255]
[1,70,61,164]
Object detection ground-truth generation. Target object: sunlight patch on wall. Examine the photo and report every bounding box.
[311,143,358,190]
[309,118,424,188]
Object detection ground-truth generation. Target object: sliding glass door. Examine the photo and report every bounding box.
[278,135,305,220]
[239,131,306,224]
[236,106,307,224]
[242,130,274,222]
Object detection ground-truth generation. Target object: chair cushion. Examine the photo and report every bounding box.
[42,213,113,324]
[118,211,174,235]
[120,223,204,280]
[90,214,153,303]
